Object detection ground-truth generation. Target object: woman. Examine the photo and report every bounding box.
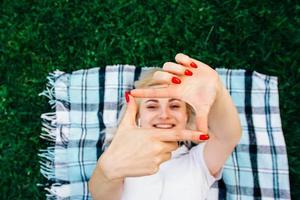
[89,53,242,200]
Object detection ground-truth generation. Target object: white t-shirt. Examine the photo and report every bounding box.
[121,142,222,200]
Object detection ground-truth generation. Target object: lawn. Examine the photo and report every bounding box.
[1,0,299,199]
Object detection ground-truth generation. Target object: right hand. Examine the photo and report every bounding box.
[130,53,224,134]
[99,93,207,181]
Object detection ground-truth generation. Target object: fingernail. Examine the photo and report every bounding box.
[171,77,181,84]
[184,69,193,76]
[199,134,209,140]
[190,62,198,68]
[125,91,130,103]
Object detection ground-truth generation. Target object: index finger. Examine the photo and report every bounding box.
[175,53,210,69]
[153,129,209,142]
[130,86,177,99]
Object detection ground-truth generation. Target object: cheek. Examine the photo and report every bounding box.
[140,118,154,128]
[175,111,188,127]
[138,109,154,128]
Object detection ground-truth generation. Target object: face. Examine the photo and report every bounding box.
[138,97,188,129]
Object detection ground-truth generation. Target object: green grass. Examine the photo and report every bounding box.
[1,0,299,199]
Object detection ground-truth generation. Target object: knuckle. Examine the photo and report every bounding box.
[149,163,159,174]
[161,152,172,163]
[166,152,172,161]
[210,69,219,78]
[173,143,179,150]
[174,130,182,141]
[153,71,161,78]
[153,166,159,174]
[154,156,162,164]
[153,143,163,153]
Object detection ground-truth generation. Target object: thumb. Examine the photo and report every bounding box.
[119,91,139,128]
[195,112,209,134]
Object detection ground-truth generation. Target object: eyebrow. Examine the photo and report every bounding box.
[145,98,181,103]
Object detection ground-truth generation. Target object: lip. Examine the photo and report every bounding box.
[153,124,175,129]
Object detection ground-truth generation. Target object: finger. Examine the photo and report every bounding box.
[154,129,209,142]
[174,53,191,67]
[195,113,209,134]
[158,152,172,164]
[152,71,182,85]
[162,62,193,76]
[120,93,138,127]
[163,141,179,152]
[175,53,210,69]
[130,86,178,99]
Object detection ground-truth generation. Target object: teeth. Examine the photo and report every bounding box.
[154,124,174,129]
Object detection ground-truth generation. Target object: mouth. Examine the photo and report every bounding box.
[153,124,176,129]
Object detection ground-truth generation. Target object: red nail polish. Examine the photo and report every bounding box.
[171,77,181,84]
[190,62,198,68]
[125,91,130,103]
[184,69,193,76]
[199,134,209,140]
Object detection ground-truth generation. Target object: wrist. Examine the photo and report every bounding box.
[98,154,125,182]
[208,81,241,139]
[215,76,227,104]
[213,75,230,111]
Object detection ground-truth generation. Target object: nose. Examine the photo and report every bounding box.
[158,107,171,119]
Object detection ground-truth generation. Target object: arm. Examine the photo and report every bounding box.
[204,82,242,176]
[89,157,124,200]
[89,93,205,199]
[128,52,242,176]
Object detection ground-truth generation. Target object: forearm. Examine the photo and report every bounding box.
[201,82,242,176]
[208,83,242,145]
[89,159,124,200]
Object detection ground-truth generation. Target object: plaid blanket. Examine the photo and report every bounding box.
[39,65,291,199]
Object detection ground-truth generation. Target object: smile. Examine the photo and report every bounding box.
[153,124,175,129]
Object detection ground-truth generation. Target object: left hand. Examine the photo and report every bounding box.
[130,53,224,134]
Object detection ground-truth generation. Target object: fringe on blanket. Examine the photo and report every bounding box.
[38,70,69,199]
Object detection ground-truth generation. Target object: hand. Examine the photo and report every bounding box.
[130,53,224,134]
[99,93,208,180]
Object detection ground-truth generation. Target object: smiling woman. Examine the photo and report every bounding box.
[135,69,196,133]
[88,54,242,200]
[139,98,187,129]
[102,67,198,151]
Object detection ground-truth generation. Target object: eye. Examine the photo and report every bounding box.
[170,105,180,109]
[146,105,157,109]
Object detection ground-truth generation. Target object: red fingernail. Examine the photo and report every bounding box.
[184,69,193,76]
[199,134,209,140]
[171,77,181,84]
[190,62,198,68]
[125,91,130,103]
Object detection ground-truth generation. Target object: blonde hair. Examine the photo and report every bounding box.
[102,67,196,151]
